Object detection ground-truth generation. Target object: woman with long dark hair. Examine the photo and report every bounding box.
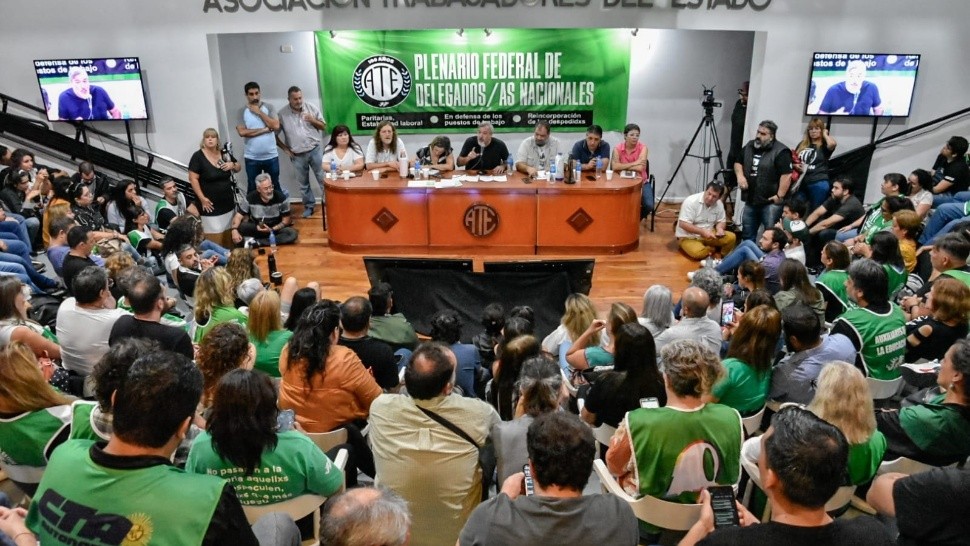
[279,300,379,480]
[321,124,365,175]
[186,369,344,505]
[491,355,564,483]
[774,258,825,325]
[582,322,666,428]
[855,230,908,299]
[279,300,381,433]
[490,334,541,421]
[105,179,143,232]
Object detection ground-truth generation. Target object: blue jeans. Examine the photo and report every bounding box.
[0,237,33,263]
[798,179,830,211]
[835,228,858,242]
[0,262,47,293]
[200,240,230,265]
[0,217,32,248]
[741,203,783,242]
[245,156,284,196]
[289,144,325,208]
[919,201,970,245]
[931,191,970,207]
[641,181,655,218]
[715,239,764,275]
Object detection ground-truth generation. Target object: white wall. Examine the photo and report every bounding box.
[1,0,968,204]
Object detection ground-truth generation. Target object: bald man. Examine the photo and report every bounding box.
[654,286,722,355]
[321,487,411,546]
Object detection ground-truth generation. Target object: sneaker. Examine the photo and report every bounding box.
[687,271,696,281]
[301,206,314,219]
[32,261,46,273]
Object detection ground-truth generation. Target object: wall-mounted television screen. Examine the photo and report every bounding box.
[34,57,149,121]
[805,53,920,118]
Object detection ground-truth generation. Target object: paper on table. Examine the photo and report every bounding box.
[435,179,463,189]
[407,180,434,188]
[463,175,479,182]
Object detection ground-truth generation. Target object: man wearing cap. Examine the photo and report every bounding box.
[676,181,736,261]
[778,198,810,264]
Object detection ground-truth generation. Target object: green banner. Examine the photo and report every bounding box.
[315,28,631,134]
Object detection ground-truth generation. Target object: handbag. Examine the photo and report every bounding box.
[415,404,495,501]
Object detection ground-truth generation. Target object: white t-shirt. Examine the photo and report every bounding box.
[322,146,364,171]
[56,298,128,376]
[540,324,609,357]
[676,192,726,239]
[365,138,406,165]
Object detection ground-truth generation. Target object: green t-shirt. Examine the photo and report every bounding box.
[193,305,248,344]
[250,329,293,377]
[711,357,770,416]
[27,440,224,546]
[816,270,854,314]
[69,400,112,442]
[847,431,887,485]
[0,405,71,485]
[186,429,344,505]
[899,398,970,462]
[883,264,908,299]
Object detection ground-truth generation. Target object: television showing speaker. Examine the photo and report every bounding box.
[34,57,150,122]
[805,52,920,118]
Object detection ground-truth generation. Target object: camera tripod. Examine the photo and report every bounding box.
[651,106,726,232]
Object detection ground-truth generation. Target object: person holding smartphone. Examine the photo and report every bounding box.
[459,412,638,545]
[678,407,893,546]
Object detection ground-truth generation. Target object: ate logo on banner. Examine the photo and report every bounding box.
[464,203,499,237]
[353,55,412,108]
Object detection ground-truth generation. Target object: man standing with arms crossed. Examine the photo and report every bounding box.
[235,82,283,196]
[734,120,793,242]
[277,85,327,219]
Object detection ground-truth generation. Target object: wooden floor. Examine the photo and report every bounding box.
[270,203,693,315]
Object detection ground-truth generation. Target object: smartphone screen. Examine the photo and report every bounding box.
[276,409,295,432]
[640,397,659,409]
[721,302,735,326]
[709,485,740,528]
[522,464,535,496]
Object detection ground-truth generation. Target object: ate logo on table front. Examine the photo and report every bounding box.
[464,203,499,237]
[353,55,412,108]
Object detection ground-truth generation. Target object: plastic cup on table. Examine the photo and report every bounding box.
[370,169,380,180]
[605,169,614,180]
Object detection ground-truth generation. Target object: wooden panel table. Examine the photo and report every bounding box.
[324,172,642,255]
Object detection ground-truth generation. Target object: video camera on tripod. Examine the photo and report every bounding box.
[701,85,722,114]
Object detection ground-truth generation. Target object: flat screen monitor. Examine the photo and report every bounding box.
[805,53,920,118]
[363,257,474,287]
[483,259,595,295]
[34,57,149,121]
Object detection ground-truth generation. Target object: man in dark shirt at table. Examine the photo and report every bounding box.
[62,226,99,295]
[109,270,194,359]
[339,296,399,390]
[570,124,611,171]
[458,122,510,174]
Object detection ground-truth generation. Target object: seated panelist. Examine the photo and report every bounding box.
[571,124,611,171]
[458,122,509,175]
[414,135,455,173]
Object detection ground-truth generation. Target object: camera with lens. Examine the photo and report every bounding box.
[701,86,722,109]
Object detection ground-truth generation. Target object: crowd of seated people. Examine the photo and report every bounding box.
[2,127,970,546]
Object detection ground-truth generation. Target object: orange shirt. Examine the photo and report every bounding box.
[278,344,381,433]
